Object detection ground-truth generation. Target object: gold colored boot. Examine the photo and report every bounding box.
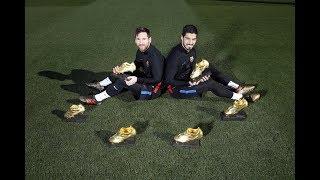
[224,98,248,116]
[174,127,203,143]
[190,59,209,79]
[109,126,137,144]
[237,85,256,95]
[64,104,85,119]
[114,62,136,74]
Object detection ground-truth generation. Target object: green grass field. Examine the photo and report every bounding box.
[26,0,295,179]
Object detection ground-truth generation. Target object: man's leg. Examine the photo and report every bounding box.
[207,66,255,94]
[80,78,131,105]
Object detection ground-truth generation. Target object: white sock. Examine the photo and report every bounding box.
[231,92,243,100]
[94,91,110,101]
[228,81,239,89]
[99,77,112,86]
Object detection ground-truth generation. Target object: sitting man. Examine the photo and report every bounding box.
[164,25,259,115]
[80,27,165,105]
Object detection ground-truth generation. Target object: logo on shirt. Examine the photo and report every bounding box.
[190,56,194,63]
[145,60,150,67]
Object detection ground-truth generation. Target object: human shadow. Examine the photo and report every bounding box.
[38,69,134,102]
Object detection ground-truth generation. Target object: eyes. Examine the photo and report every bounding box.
[184,37,197,41]
[136,38,148,41]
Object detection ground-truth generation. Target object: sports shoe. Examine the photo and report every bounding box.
[109,126,137,144]
[114,62,136,74]
[174,127,203,143]
[79,96,101,105]
[86,82,104,91]
[64,104,85,119]
[190,59,209,79]
[224,98,248,116]
[236,85,256,95]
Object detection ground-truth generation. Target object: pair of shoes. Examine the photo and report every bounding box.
[237,84,256,95]
[64,104,85,119]
[224,98,248,116]
[109,126,137,144]
[79,96,102,105]
[174,127,203,143]
[86,82,104,91]
[190,59,209,79]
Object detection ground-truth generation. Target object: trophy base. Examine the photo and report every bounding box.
[220,110,247,121]
[172,139,201,148]
[108,137,136,147]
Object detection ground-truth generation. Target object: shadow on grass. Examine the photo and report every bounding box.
[153,132,175,144]
[132,120,149,134]
[38,69,134,102]
[193,121,214,136]
[51,109,88,123]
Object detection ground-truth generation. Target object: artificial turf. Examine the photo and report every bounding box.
[26,0,294,179]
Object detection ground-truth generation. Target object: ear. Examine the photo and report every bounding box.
[180,35,183,41]
[149,37,152,43]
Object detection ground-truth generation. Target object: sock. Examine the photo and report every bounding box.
[99,77,112,86]
[231,92,243,100]
[228,81,239,89]
[94,91,110,101]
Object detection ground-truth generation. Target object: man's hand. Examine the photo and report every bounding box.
[112,66,120,74]
[125,76,137,86]
[189,74,211,87]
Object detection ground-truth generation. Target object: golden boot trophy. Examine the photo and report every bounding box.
[64,104,85,119]
[109,126,137,145]
[221,98,248,121]
[173,127,203,147]
[114,62,136,74]
[190,59,210,81]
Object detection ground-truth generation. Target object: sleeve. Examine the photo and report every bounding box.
[164,52,190,86]
[136,54,163,85]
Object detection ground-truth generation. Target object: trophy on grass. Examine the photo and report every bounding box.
[173,127,203,148]
[220,91,261,121]
[64,104,87,121]
[108,125,137,146]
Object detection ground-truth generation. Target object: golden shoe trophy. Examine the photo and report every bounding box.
[190,59,210,80]
[173,127,203,147]
[114,62,136,74]
[109,126,137,145]
[221,98,248,121]
[64,104,85,119]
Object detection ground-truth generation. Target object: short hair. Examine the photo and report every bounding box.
[181,24,198,36]
[135,27,150,37]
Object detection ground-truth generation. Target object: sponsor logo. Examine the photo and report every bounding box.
[190,56,194,62]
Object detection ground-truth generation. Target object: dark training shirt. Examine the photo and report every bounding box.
[164,43,197,87]
[134,44,165,85]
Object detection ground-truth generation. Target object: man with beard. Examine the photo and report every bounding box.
[80,27,165,105]
[164,25,259,114]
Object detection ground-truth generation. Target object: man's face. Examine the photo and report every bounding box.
[181,33,197,52]
[135,32,151,52]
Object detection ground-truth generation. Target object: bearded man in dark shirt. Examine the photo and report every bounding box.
[80,27,165,105]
